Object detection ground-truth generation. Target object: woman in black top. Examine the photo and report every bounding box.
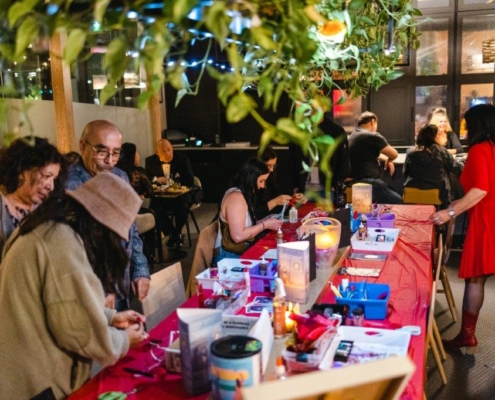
[116,143,154,199]
[428,108,464,154]
[404,124,464,205]
[254,146,291,219]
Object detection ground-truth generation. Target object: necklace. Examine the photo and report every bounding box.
[4,193,33,220]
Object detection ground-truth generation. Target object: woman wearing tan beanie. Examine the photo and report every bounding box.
[0,173,148,399]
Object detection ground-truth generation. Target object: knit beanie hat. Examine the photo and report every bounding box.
[66,172,142,241]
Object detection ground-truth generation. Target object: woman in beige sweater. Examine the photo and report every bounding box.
[0,173,148,399]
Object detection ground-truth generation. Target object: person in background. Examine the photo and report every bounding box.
[428,108,465,199]
[254,146,292,219]
[428,107,464,155]
[404,124,464,206]
[0,136,65,259]
[63,151,82,166]
[431,104,495,354]
[66,120,150,310]
[145,138,194,247]
[117,143,154,199]
[348,111,402,204]
[214,157,283,261]
[0,173,148,399]
[289,115,350,208]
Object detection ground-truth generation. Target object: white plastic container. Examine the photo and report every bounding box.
[350,227,400,252]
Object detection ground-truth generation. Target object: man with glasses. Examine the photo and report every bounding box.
[66,120,151,310]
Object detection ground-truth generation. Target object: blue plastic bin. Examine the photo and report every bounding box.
[335,282,390,320]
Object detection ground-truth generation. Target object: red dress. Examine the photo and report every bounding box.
[459,142,495,278]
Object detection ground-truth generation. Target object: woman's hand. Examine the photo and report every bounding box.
[104,294,116,309]
[262,217,283,231]
[430,209,450,225]
[126,322,148,348]
[275,194,292,206]
[111,310,146,329]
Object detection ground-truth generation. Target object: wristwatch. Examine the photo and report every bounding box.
[448,206,455,219]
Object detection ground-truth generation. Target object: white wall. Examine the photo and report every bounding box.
[4,99,156,166]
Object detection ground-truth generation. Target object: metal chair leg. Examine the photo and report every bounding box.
[190,210,200,234]
[185,218,192,247]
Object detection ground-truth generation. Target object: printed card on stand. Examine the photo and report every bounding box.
[177,308,223,396]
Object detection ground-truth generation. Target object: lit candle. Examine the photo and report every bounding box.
[285,302,297,333]
[315,231,339,250]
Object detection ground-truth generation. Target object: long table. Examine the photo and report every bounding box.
[69,204,434,400]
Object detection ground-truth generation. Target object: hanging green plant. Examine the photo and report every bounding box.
[0,0,421,206]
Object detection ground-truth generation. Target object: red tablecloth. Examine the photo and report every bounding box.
[70,204,434,400]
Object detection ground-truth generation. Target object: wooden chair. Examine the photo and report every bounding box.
[241,356,415,400]
[184,176,202,247]
[438,217,457,322]
[427,234,447,386]
[142,262,186,330]
[402,187,442,206]
[185,221,218,297]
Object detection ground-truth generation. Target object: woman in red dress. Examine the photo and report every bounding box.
[431,104,495,353]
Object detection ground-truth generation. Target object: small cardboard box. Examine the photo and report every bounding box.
[351,228,399,252]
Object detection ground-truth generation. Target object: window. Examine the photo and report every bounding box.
[416,18,449,76]
[415,85,448,134]
[461,15,495,74]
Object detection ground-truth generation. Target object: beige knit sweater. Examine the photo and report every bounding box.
[0,222,129,399]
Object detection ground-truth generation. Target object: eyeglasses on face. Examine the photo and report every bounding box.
[83,139,122,160]
[265,163,277,170]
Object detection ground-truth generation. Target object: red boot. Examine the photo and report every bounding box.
[442,309,478,354]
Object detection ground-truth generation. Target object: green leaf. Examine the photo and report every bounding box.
[137,90,153,110]
[100,81,118,105]
[314,135,335,146]
[94,0,111,24]
[205,2,231,48]
[15,16,38,58]
[64,29,87,66]
[164,0,197,24]
[175,88,188,106]
[103,36,130,81]
[348,0,366,10]
[388,70,404,80]
[226,93,255,123]
[250,27,276,51]
[8,2,32,27]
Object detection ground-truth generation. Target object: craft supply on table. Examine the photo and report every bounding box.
[272,357,288,380]
[273,278,287,338]
[289,206,298,223]
[338,267,381,277]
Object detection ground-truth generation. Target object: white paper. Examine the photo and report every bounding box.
[222,315,258,336]
[261,248,278,260]
[248,309,274,374]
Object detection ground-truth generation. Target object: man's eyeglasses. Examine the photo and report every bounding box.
[83,139,121,160]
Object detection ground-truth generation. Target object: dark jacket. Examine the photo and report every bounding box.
[144,153,194,188]
[289,116,350,193]
[403,145,464,204]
